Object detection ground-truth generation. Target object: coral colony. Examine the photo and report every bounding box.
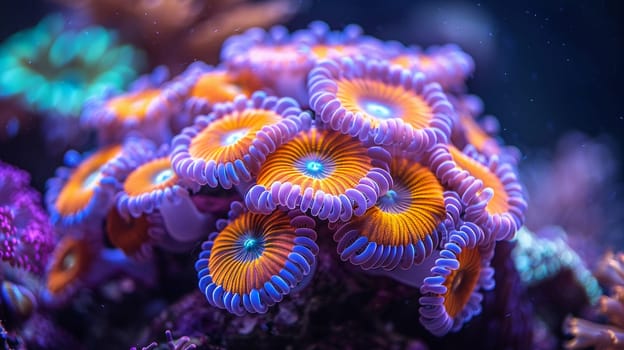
[0,17,619,349]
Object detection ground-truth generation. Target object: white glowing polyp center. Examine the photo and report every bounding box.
[130,96,148,110]
[82,169,102,190]
[152,168,174,185]
[62,251,76,271]
[222,129,249,146]
[451,270,467,293]
[224,84,242,96]
[362,100,394,119]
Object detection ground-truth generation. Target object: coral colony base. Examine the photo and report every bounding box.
[0,19,617,349]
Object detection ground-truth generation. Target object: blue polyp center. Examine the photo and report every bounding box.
[236,233,265,262]
[361,99,394,119]
[376,185,411,214]
[243,237,258,250]
[152,168,174,185]
[82,169,102,190]
[378,190,398,207]
[222,129,249,146]
[306,160,324,175]
[297,155,333,179]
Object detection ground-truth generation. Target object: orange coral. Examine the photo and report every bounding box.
[564,251,624,350]
[53,0,299,68]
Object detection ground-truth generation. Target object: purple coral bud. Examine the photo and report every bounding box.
[0,161,56,274]
[130,330,197,350]
[0,161,31,203]
[0,203,55,275]
[564,315,624,349]
[165,330,197,350]
[595,251,624,288]
[389,43,475,90]
[222,25,315,106]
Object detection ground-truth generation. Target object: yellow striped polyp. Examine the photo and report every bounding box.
[209,210,296,295]
[255,128,374,195]
[189,109,282,164]
[54,145,121,216]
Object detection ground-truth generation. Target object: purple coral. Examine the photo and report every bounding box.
[0,161,55,275]
[389,44,475,91]
[131,329,197,350]
[222,25,316,105]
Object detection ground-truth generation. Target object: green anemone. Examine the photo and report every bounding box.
[0,13,145,117]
